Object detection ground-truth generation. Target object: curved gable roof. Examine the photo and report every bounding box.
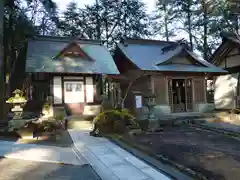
[211,32,240,65]
[117,39,226,73]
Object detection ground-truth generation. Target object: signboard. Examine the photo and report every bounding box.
[135,95,142,108]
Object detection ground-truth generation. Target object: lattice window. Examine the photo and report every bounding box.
[194,79,205,103]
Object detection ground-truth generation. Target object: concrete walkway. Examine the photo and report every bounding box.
[69,129,172,180]
[0,140,87,165]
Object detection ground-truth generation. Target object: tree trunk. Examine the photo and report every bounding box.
[187,0,193,50]
[105,18,109,47]
[96,0,101,40]
[5,0,15,97]
[0,0,5,122]
[163,4,169,41]
[120,72,157,109]
[202,1,208,60]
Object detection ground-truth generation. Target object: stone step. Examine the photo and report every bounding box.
[0,121,8,128]
[67,117,93,130]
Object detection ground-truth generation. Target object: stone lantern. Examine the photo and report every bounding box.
[143,90,157,121]
[6,89,27,120]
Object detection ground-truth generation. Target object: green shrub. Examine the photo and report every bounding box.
[41,120,63,132]
[92,108,137,135]
[21,120,64,133]
[43,103,50,111]
[42,96,53,112]
[22,121,44,132]
[54,113,64,121]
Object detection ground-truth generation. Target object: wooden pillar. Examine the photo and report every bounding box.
[204,77,207,103]
[150,75,155,94]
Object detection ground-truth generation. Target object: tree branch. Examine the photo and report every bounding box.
[121,71,160,108]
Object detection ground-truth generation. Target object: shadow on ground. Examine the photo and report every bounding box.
[0,157,101,180]
[0,130,74,148]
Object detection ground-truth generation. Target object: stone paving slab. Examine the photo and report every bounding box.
[69,129,172,180]
[0,157,101,180]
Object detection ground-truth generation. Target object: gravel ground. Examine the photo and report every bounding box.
[125,125,240,180]
[0,157,101,180]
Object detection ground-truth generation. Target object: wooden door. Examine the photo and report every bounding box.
[64,81,84,103]
[64,81,85,115]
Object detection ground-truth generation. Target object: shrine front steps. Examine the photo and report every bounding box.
[66,115,93,130]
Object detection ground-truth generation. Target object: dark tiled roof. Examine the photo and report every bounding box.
[25,36,119,74]
[117,38,226,73]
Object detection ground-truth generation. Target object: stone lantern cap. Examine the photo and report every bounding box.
[6,89,27,104]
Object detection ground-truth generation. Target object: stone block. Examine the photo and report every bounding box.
[198,103,215,113]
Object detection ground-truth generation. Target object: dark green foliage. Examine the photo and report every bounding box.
[19,119,64,136]
[41,120,64,132]
[58,2,83,37]
[152,0,240,60]
[91,108,137,135]
[152,0,178,41]
[3,0,59,99]
[58,0,151,49]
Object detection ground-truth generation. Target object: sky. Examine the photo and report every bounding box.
[53,0,157,13]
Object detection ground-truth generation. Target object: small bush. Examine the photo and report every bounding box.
[53,109,65,121]
[92,108,137,135]
[42,96,53,114]
[43,103,50,111]
[21,120,64,133]
[42,120,63,132]
[54,113,64,121]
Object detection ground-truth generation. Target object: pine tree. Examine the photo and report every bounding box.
[59,0,151,48]
[174,0,195,50]
[153,0,177,41]
[214,0,240,35]
[190,0,219,60]
[59,2,82,37]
